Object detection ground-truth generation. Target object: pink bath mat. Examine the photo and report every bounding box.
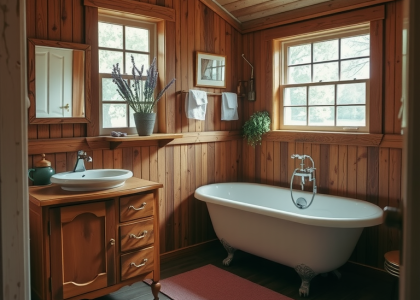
[145,264,292,300]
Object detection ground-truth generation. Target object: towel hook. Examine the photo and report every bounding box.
[242,54,255,101]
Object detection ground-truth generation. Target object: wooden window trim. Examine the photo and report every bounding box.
[270,6,384,134]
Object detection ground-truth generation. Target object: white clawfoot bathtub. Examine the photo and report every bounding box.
[194,182,383,297]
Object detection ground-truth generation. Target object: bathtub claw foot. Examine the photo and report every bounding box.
[220,238,236,266]
[295,264,316,297]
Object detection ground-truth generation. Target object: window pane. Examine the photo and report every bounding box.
[337,83,366,104]
[313,62,338,82]
[288,65,311,84]
[284,107,307,125]
[99,50,123,73]
[288,44,311,65]
[99,22,123,49]
[313,40,338,62]
[126,26,149,52]
[284,87,306,106]
[341,34,370,59]
[126,53,149,75]
[340,58,369,80]
[102,78,125,101]
[103,104,127,128]
[308,106,334,126]
[337,105,365,126]
[129,107,136,128]
[308,85,335,105]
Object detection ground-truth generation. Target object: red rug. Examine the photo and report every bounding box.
[146,264,292,300]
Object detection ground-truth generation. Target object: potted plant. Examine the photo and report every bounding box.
[111,56,175,136]
[242,111,271,146]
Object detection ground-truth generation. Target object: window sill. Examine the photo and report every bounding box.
[264,130,384,147]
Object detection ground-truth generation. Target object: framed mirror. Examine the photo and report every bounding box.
[28,38,91,124]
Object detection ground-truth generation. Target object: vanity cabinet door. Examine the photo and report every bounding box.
[49,200,116,300]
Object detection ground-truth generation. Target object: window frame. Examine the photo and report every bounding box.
[278,24,371,133]
[98,13,157,136]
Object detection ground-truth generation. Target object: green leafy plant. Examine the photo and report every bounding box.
[242,111,271,147]
[111,56,175,113]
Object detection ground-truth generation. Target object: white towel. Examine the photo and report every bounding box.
[221,92,238,120]
[185,89,208,120]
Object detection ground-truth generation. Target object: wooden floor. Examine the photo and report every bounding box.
[95,241,398,300]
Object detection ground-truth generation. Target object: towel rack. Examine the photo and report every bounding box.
[180,90,223,96]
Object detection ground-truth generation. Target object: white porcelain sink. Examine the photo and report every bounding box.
[51,169,133,191]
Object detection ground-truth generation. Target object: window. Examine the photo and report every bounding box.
[279,24,370,132]
[98,14,156,135]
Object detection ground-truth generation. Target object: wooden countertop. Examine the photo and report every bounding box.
[29,177,163,207]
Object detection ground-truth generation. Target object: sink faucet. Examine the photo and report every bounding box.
[73,150,92,172]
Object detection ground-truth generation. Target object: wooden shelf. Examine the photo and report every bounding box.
[101,133,183,149]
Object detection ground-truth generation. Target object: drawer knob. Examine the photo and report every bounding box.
[130,258,148,268]
[129,230,148,240]
[110,238,115,246]
[128,202,147,211]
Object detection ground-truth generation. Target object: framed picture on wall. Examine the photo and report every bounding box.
[195,52,226,88]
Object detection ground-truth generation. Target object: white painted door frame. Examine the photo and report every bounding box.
[0,0,31,299]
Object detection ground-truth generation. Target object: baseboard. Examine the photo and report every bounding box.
[343,261,395,282]
[160,239,219,264]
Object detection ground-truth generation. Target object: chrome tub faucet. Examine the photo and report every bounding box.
[73,150,92,172]
[290,154,317,209]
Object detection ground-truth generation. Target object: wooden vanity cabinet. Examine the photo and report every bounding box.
[29,177,162,300]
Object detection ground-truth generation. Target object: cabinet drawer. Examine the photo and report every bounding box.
[120,219,154,252]
[120,193,154,222]
[120,246,154,281]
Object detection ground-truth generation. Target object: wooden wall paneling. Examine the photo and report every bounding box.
[194,144,204,242]
[28,125,38,139]
[180,0,189,133]
[354,146,367,263]
[264,40,273,119]
[66,151,77,172]
[180,145,189,247]
[62,124,74,138]
[164,21,177,133]
[72,0,84,43]
[337,145,348,197]
[150,146,158,182]
[102,150,113,169]
[55,153,67,173]
[318,144,330,194]
[260,141,267,184]
[310,143,320,192]
[384,1,396,134]
[273,142,281,185]
[61,0,73,42]
[92,150,103,169]
[266,141,274,185]
[165,146,175,252]
[287,142,295,188]
[141,147,150,180]
[132,147,141,178]
[329,144,339,195]
[223,24,232,132]
[366,147,380,265]
[369,19,384,134]
[207,142,215,184]
[113,148,122,169]
[48,0,61,40]
[215,17,225,131]
[84,150,93,170]
[26,0,36,37]
[85,6,99,137]
[394,0,403,134]
[157,147,166,252]
[215,141,225,183]
[378,148,390,266]
[279,142,288,187]
[37,125,49,139]
[49,125,62,138]
[174,0,182,133]
[121,148,133,171]
[35,0,48,38]
[173,145,182,249]
[388,148,401,250]
[347,145,358,199]
[188,0,197,133]
[188,144,197,245]
[72,124,81,137]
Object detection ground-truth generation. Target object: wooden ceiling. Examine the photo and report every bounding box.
[214,0,332,23]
